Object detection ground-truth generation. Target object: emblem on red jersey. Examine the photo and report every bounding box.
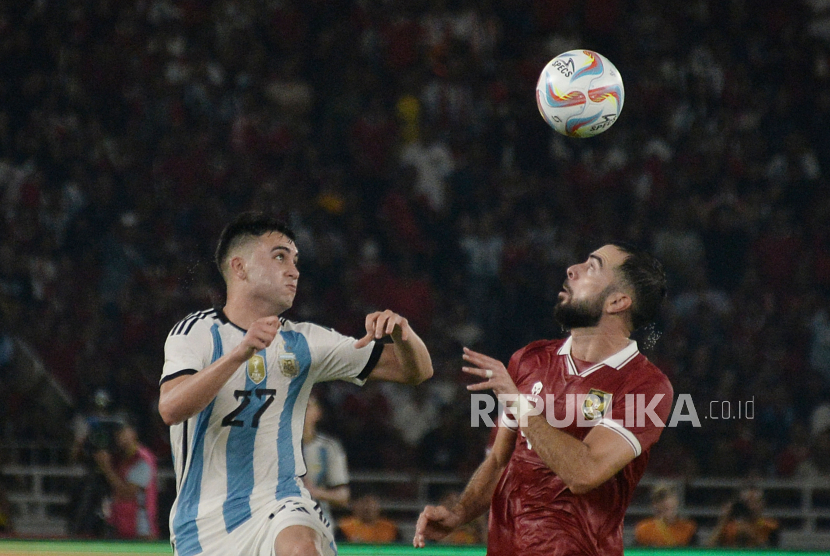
[582,388,612,420]
[531,381,543,395]
[247,354,266,384]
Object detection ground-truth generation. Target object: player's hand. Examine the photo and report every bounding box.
[355,310,410,348]
[236,316,281,359]
[413,505,463,548]
[462,347,519,398]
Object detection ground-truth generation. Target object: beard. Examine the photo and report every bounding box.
[554,292,605,330]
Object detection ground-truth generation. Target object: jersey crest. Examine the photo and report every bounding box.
[582,388,612,420]
[278,344,299,378]
[247,354,266,384]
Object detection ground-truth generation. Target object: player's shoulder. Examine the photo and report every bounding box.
[280,319,344,339]
[167,307,221,338]
[529,337,567,353]
[508,338,566,378]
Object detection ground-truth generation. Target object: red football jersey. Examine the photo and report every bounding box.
[488,336,674,556]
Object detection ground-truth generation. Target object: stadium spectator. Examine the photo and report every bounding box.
[93,418,158,540]
[634,483,697,547]
[708,486,780,548]
[337,494,399,543]
[382,382,443,453]
[302,392,350,526]
[68,389,129,538]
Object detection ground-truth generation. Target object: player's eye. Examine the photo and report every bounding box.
[275,253,284,261]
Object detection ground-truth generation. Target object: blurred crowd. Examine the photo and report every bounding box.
[2,0,830,487]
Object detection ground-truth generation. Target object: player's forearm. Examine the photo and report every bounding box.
[159,347,248,425]
[391,328,433,385]
[521,415,598,493]
[453,453,505,524]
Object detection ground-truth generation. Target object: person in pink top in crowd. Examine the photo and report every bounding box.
[93,418,158,539]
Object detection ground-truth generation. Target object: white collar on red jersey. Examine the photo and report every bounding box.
[557,335,640,376]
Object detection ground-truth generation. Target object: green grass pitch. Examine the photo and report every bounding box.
[0,541,827,556]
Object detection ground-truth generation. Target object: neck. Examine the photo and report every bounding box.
[224,294,284,330]
[568,327,630,363]
[302,428,315,444]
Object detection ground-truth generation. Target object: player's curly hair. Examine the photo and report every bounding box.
[215,212,295,279]
[609,241,668,331]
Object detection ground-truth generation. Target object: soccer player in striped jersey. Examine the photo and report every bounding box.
[159,212,433,556]
[414,243,673,556]
[302,393,350,527]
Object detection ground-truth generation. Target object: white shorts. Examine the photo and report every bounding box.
[174,496,337,556]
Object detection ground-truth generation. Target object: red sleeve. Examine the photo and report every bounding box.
[597,368,673,457]
[505,344,530,381]
[501,340,565,432]
[498,346,530,432]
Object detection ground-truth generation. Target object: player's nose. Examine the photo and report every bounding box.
[566,265,578,280]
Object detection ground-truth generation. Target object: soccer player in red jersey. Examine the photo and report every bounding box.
[414,243,673,555]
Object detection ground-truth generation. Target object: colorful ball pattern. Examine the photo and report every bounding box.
[535,50,625,138]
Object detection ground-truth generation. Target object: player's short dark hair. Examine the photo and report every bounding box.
[215,212,295,278]
[609,241,667,331]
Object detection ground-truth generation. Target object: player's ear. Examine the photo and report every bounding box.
[229,255,247,280]
[604,291,632,315]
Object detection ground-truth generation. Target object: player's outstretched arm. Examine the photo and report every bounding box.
[355,309,433,385]
[159,316,280,425]
[413,426,515,548]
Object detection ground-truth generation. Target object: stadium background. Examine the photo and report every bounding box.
[1,0,830,552]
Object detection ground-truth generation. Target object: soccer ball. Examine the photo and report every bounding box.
[535,50,625,138]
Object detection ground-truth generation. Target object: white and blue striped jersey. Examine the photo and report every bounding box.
[161,308,382,556]
[303,432,349,524]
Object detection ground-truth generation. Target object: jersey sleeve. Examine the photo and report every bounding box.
[161,319,214,384]
[498,346,531,432]
[597,370,674,457]
[325,439,350,488]
[303,323,382,386]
